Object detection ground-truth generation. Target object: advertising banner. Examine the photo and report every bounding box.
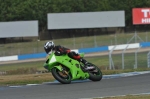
[133,8,150,25]
[0,21,38,38]
[48,11,125,29]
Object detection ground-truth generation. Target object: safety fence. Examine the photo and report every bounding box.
[0,31,150,57]
[1,42,150,62]
[147,52,150,68]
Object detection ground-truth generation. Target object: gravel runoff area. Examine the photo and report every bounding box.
[0,47,150,65]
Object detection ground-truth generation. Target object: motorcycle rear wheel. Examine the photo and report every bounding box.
[89,66,102,81]
[51,67,71,84]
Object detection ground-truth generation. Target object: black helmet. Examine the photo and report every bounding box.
[44,41,55,54]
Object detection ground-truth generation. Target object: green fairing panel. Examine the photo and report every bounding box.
[44,52,89,80]
[65,59,89,80]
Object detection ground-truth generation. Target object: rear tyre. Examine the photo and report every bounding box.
[89,66,102,81]
[51,67,71,84]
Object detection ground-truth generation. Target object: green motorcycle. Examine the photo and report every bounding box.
[43,52,102,84]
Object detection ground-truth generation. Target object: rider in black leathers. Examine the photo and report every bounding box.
[44,41,95,70]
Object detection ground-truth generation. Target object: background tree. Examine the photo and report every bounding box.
[0,0,150,39]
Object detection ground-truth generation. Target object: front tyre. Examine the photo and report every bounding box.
[89,66,102,81]
[51,67,71,84]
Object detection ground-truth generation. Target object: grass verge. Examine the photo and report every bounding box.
[0,73,54,86]
[0,68,150,86]
[94,94,150,99]
[0,53,150,86]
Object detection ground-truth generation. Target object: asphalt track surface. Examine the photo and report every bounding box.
[0,73,150,99]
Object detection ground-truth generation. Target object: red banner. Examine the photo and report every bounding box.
[132,8,150,25]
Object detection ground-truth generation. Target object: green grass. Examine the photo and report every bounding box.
[0,50,150,86]
[0,61,45,71]
[86,52,148,69]
[0,51,149,74]
[0,53,150,86]
[0,73,54,86]
[94,94,150,99]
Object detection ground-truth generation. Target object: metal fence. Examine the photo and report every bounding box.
[0,31,150,57]
[108,47,150,70]
[147,51,150,68]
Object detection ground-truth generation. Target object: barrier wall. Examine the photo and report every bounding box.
[0,55,18,61]
[78,46,108,53]
[140,42,150,47]
[108,43,140,50]
[0,42,150,62]
[18,52,46,60]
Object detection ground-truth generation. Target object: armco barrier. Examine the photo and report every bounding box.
[108,43,140,50]
[1,42,150,62]
[0,55,18,61]
[78,46,108,53]
[18,49,78,60]
[18,52,46,60]
[140,42,150,48]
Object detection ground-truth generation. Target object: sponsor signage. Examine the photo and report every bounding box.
[48,11,125,29]
[133,8,150,24]
[0,21,38,38]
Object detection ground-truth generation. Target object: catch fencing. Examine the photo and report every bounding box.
[147,52,150,68]
[109,45,150,70]
[0,32,150,57]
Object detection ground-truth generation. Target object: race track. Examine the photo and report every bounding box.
[0,73,150,99]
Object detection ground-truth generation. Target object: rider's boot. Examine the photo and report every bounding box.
[80,58,95,70]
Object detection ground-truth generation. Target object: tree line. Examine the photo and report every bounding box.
[0,0,150,39]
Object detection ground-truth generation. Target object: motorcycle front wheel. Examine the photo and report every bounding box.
[51,67,71,84]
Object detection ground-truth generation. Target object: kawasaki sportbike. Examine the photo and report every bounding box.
[43,52,102,84]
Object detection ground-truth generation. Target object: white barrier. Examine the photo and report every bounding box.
[0,43,146,62]
[0,55,18,61]
[108,43,140,50]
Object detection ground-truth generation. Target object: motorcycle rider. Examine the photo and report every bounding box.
[44,41,95,70]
